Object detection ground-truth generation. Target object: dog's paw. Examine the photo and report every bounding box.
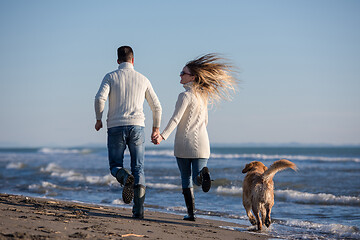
[249,218,257,226]
[265,218,271,228]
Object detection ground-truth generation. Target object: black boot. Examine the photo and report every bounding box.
[115,168,134,204]
[182,188,196,221]
[132,184,146,219]
[198,167,211,192]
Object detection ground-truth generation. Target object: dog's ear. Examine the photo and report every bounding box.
[242,163,252,173]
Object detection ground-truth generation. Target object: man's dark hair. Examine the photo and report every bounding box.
[117,46,134,63]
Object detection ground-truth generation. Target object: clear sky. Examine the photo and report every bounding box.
[0,0,359,147]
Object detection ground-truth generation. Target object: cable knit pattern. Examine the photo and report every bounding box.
[95,62,162,128]
[161,83,210,159]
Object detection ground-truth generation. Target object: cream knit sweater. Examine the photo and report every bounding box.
[95,62,162,129]
[161,83,210,159]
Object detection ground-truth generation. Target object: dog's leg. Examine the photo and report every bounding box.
[244,202,256,225]
[252,205,262,231]
[265,203,272,228]
[260,205,266,228]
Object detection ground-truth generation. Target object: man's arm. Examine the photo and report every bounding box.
[145,83,162,131]
[94,75,110,131]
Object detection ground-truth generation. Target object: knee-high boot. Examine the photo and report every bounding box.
[132,184,146,219]
[182,188,196,221]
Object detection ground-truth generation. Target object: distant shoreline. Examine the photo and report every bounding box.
[1,144,360,149]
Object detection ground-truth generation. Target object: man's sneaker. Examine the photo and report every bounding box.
[200,167,211,192]
[122,174,134,204]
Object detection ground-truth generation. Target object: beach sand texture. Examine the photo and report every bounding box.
[0,194,269,240]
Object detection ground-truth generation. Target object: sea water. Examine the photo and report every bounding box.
[0,146,359,240]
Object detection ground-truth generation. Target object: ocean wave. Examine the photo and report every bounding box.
[38,148,92,154]
[28,181,80,196]
[145,150,174,157]
[6,162,26,169]
[282,219,360,240]
[275,189,360,206]
[215,186,243,195]
[111,198,126,205]
[146,183,181,190]
[40,163,117,185]
[221,220,360,240]
[210,153,360,162]
[29,181,59,190]
[215,186,360,206]
[144,150,359,162]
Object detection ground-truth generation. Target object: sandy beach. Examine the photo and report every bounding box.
[0,193,270,240]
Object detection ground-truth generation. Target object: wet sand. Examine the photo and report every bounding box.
[0,193,270,239]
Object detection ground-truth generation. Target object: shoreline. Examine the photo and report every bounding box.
[0,193,271,239]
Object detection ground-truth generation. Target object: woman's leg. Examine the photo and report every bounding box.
[176,158,195,221]
[192,158,211,192]
[192,158,208,186]
[176,158,193,188]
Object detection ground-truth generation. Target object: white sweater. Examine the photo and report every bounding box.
[161,83,210,159]
[95,62,162,128]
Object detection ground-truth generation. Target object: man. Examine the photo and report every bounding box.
[95,46,162,219]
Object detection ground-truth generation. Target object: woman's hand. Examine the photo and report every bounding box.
[152,133,164,145]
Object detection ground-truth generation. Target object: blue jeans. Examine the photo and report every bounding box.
[107,126,145,186]
[176,157,208,188]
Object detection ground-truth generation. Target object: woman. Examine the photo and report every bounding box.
[154,53,238,221]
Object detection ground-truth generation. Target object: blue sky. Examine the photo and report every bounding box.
[0,0,359,147]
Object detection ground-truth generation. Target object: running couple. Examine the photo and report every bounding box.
[94,46,238,220]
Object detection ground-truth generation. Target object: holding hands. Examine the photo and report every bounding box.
[152,133,163,145]
[151,127,164,145]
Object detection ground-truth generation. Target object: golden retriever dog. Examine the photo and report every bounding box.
[242,159,297,231]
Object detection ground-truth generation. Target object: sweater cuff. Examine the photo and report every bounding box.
[153,116,161,128]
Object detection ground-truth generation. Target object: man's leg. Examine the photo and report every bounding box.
[128,126,145,218]
[108,126,127,178]
[128,126,145,186]
[107,126,134,204]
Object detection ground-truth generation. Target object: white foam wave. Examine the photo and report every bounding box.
[145,150,174,156]
[40,163,63,172]
[275,189,360,206]
[166,206,187,212]
[38,148,92,154]
[215,186,360,206]
[210,153,360,162]
[146,183,180,189]
[283,219,360,239]
[111,199,126,205]
[160,176,178,180]
[29,181,58,190]
[40,163,117,185]
[215,186,243,195]
[144,150,359,162]
[6,162,26,169]
[28,181,77,192]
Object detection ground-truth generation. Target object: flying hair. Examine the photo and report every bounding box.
[185,53,240,104]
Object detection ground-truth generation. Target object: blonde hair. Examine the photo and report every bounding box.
[186,53,239,104]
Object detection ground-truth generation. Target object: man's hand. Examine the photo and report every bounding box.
[151,127,160,145]
[153,134,164,145]
[95,120,103,131]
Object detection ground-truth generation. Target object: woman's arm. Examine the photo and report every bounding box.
[160,92,190,140]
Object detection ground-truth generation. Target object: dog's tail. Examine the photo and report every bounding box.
[262,159,297,181]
